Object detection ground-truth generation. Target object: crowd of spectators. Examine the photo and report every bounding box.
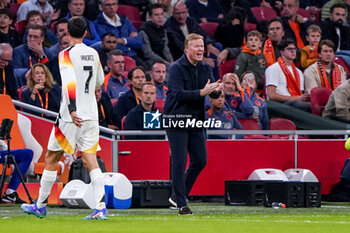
[2,0,350,139]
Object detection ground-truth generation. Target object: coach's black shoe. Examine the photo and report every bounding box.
[178,206,193,215]
[2,192,26,204]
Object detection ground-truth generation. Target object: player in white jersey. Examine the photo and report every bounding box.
[21,17,108,220]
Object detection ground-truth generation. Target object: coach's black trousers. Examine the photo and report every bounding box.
[166,128,207,208]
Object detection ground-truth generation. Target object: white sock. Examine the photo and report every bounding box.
[90,168,105,210]
[37,169,57,208]
[5,188,15,195]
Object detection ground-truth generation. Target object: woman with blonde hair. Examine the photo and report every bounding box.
[21,63,61,117]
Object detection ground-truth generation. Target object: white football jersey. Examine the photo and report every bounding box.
[58,43,104,122]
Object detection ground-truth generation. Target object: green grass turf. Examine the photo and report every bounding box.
[1,202,350,233]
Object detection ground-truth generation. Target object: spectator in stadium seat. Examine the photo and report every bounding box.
[321,0,350,21]
[104,49,130,99]
[13,24,50,88]
[320,3,350,51]
[139,3,173,71]
[21,63,61,116]
[23,10,57,48]
[205,91,244,139]
[95,85,119,130]
[279,0,312,49]
[304,39,347,94]
[263,18,285,67]
[265,39,311,112]
[0,43,18,99]
[149,61,167,99]
[95,0,145,68]
[165,1,220,61]
[113,66,146,120]
[215,6,246,50]
[65,0,101,46]
[46,18,68,60]
[16,0,60,26]
[323,79,350,123]
[221,72,255,119]
[0,140,33,204]
[241,71,270,130]
[185,0,224,23]
[234,30,266,91]
[300,24,321,69]
[99,33,118,74]
[0,9,22,48]
[125,82,164,140]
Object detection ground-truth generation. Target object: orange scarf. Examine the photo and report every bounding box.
[308,44,318,59]
[241,45,261,56]
[277,57,301,96]
[316,60,342,90]
[263,39,276,67]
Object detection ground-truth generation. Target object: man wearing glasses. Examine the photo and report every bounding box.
[265,38,311,112]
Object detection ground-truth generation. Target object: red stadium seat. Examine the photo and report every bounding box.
[117,5,143,30]
[251,7,277,21]
[334,56,350,79]
[199,22,219,39]
[14,20,27,35]
[269,117,296,139]
[238,118,269,139]
[244,22,257,32]
[124,55,136,72]
[9,3,20,21]
[154,98,165,112]
[17,86,28,102]
[297,8,311,20]
[310,87,332,116]
[219,59,236,79]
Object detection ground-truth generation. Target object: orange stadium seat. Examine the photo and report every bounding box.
[251,7,277,21]
[199,22,219,39]
[310,87,332,116]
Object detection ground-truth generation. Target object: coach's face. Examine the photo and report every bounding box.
[185,38,204,65]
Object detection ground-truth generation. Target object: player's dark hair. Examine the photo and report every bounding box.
[68,17,87,38]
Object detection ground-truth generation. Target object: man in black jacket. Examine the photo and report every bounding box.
[320,3,350,51]
[164,33,221,215]
[0,43,18,100]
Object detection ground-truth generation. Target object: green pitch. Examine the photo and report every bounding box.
[1,202,350,233]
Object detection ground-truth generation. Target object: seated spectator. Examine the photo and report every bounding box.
[186,0,224,23]
[66,0,101,46]
[241,71,269,130]
[164,1,220,64]
[149,61,167,99]
[221,72,254,118]
[13,24,50,87]
[265,39,311,112]
[125,82,163,139]
[113,66,147,120]
[234,30,266,91]
[304,39,347,94]
[0,140,33,204]
[280,0,312,49]
[139,3,173,70]
[205,91,244,139]
[21,63,61,116]
[95,0,145,68]
[323,79,350,123]
[24,10,58,48]
[99,33,118,74]
[320,3,350,51]
[0,9,22,48]
[321,0,349,21]
[300,24,321,69]
[215,6,246,50]
[0,43,18,99]
[104,49,130,99]
[95,85,119,130]
[16,0,59,26]
[263,18,285,67]
[46,18,68,60]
